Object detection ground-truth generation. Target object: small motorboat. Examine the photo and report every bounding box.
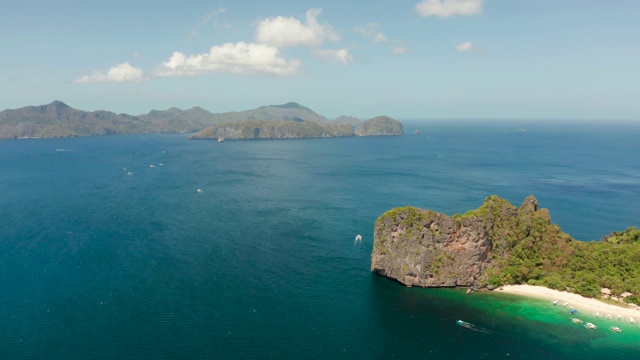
[552,300,560,305]
[572,318,583,324]
[610,326,622,333]
[570,309,578,314]
[456,320,473,329]
[584,322,597,330]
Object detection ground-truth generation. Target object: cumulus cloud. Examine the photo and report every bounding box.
[415,0,483,18]
[455,41,477,52]
[75,62,144,83]
[255,8,339,48]
[354,23,388,43]
[312,48,354,66]
[153,42,301,77]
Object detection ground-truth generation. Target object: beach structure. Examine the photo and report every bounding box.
[620,292,633,300]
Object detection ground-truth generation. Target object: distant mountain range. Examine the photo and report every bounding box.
[0,101,403,140]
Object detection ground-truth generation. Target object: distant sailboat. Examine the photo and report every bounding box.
[355,234,362,242]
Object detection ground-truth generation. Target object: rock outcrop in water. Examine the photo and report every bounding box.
[371,195,640,300]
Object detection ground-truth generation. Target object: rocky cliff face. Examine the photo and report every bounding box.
[371,195,551,289]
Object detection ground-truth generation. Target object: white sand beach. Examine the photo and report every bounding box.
[497,285,640,321]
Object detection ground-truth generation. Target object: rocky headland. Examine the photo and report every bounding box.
[371,195,640,302]
[0,101,403,140]
[189,114,404,140]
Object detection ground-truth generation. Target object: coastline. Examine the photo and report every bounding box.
[497,285,640,321]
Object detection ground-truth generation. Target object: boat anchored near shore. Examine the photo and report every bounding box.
[610,326,622,333]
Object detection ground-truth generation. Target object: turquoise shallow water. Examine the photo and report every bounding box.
[0,120,639,359]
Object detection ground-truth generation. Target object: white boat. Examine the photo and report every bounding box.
[584,322,597,330]
[218,137,225,142]
[456,320,473,329]
[610,326,622,333]
[572,318,583,324]
[552,300,559,305]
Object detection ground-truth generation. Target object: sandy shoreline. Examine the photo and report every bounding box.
[496,285,640,321]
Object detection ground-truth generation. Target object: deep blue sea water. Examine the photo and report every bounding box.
[1,120,639,359]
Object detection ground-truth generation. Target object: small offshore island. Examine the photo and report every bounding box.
[371,195,640,316]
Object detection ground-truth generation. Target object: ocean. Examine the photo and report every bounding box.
[1,120,639,359]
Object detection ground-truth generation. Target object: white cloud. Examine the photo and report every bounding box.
[75,62,144,83]
[373,33,388,43]
[312,48,354,66]
[200,8,229,28]
[455,41,476,52]
[255,8,339,48]
[191,7,231,37]
[153,42,301,77]
[354,23,388,43]
[415,0,483,18]
[393,46,407,55]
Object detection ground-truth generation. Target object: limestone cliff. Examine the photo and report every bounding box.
[371,195,555,289]
[372,195,640,298]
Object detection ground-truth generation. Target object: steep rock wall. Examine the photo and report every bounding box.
[371,196,550,288]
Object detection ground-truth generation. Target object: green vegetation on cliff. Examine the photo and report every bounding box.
[354,116,404,136]
[190,115,404,140]
[373,195,640,301]
[189,119,354,139]
[0,101,403,140]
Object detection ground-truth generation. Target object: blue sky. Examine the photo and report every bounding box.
[2,0,639,120]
